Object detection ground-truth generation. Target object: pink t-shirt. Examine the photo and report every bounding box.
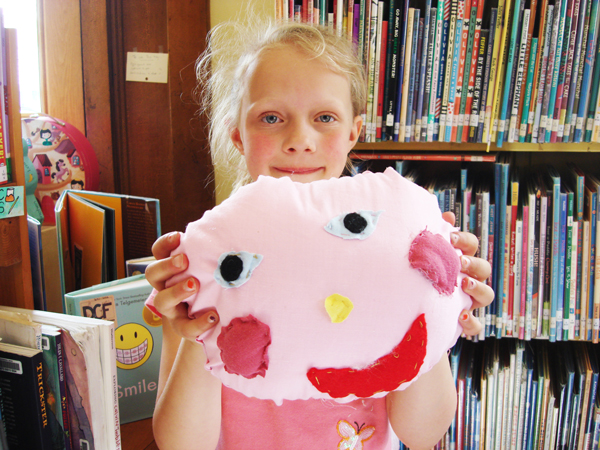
[217,386,399,450]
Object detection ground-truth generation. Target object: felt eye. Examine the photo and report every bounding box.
[324,210,383,240]
[214,251,263,288]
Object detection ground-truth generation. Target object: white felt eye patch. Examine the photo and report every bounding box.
[324,210,383,240]
[214,251,263,288]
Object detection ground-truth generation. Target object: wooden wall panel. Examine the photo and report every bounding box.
[107,0,214,234]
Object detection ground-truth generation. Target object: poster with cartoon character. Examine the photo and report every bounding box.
[64,275,162,424]
[22,115,99,225]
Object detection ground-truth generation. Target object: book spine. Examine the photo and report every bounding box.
[588,192,597,341]
[526,193,537,340]
[509,9,531,143]
[416,0,433,141]
[532,4,555,142]
[374,5,386,141]
[539,0,563,143]
[365,1,379,142]
[423,7,438,140]
[399,7,415,142]
[557,0,581,141]
[550,174,561,342]
[520,37,538,142]
[483,0,505,143]
[556,191,568,339]
[584,34,600,141]
[547,0,571,143]
[407,12,422,141]
[463,0,485,142]
[574,0,600,142]
[458,0,479,141]
[470,29,488,140]
[537,191,548,338]
[385,1,402,139]
[565,192,575,340]
[454,0,473,141]
[442,0,460,140]
[429,0,446,141]
[497,0,524,146]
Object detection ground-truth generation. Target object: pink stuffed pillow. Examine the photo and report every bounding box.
[148,167,471,404]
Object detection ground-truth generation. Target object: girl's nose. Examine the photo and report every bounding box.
[284,121,316,153]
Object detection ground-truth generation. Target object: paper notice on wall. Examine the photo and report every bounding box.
[126,52,169,84]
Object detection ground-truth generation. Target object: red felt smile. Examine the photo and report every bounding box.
[306,314,427,398]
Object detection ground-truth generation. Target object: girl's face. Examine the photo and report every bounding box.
[230,47,363,183]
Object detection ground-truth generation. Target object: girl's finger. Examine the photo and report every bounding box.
[450,231,479,256]
[459,255,492,282]
[461,276,495,309]
[145,253,189,291]
[152,277,199,318]
[459,310,483,337]
[152,231,182,259]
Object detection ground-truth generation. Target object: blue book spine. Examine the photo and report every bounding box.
[497,161,510,336]
[497,0,524,146]
[446,3,464,141]
[574,0,600,142]
[478,8,498,143]
[556,192,568,340]
[549,172,561,342]
[422,7,439,141]
[487,202,495,337]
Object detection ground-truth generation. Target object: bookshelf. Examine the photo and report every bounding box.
[0,28,33,309]
[276,2,600,448]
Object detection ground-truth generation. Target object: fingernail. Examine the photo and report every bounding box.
[463,277,476,290]
[461,312,469,322]
[168,231,179,242]
[184,278,196,292]
[207,314,217,323]
[173,253,185,269]
[461,255,470,270]
[195,336,203,344]
[451,232,459,245]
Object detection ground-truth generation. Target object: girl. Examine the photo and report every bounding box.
[146,20,494,450]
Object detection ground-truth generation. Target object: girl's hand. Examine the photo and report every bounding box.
[145,232,219,342]
[442,212,495,336]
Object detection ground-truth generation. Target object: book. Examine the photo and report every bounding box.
[125,256,156,277]
[64,275,162,424]
[54,189,160,302]
[28,215,47,311]
[40,324,71,450]
[0,342,53,449]
[0,306,121,449]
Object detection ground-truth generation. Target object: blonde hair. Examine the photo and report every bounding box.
[196,20,367,192]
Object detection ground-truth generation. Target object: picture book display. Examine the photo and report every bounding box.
[55,189,160,303]
[65,275,162,424]
[148,167,472,404]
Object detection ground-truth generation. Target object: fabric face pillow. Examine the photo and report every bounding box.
[149,167,472,405]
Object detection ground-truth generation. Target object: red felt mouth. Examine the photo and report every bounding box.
[306,314,427,398]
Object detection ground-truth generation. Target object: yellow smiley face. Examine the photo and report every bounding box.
[115,323,153,370]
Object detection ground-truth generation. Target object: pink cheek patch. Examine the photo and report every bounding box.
[409,229,460,295]
[217,315,271,379]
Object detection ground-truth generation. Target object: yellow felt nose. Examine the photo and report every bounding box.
[325,294,354,323]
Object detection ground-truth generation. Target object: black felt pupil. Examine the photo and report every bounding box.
[343,213,368,234]
[220,254,244,282]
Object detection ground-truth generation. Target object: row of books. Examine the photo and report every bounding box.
[0,306,120,450]
[355,153,600,342]
[276,0,600,146]
[422,339,600,450]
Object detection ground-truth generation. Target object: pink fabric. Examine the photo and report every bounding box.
[217,386,398,450]
[157,168,471,404]
[409,229,461,295]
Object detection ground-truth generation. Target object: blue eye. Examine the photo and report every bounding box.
[318,115,335,123]
[262,115,279,124]
[324,211,383,240]
[215,251,263,288]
